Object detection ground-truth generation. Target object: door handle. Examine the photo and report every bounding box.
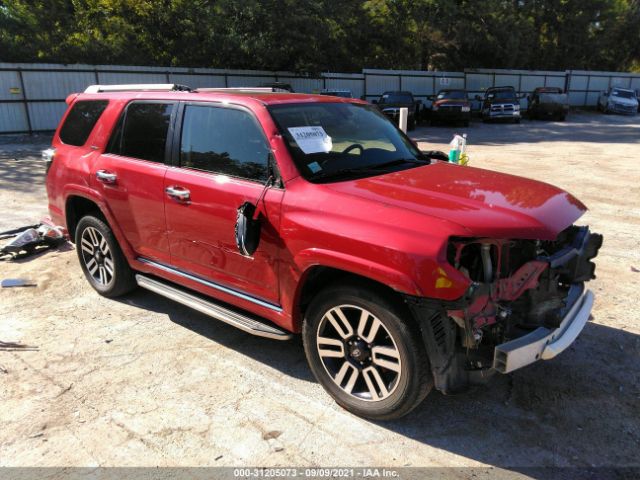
[165,186,191,202]
[96,170,117,184]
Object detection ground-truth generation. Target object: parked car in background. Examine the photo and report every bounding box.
[320,89,353,98]
[597,87,638,115]
[373,91,420,130]
[477,86,523,123]
[45,84,602,420]
[428,89,471,126]
[527,87,569,121]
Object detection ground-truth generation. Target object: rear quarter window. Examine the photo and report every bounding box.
[106,102,174,163]
[59,100,109,146]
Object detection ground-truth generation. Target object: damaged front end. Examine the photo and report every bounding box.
[406,226,603,394]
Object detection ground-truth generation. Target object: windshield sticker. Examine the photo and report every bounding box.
[307,161,322,173]
[288,126,333,154]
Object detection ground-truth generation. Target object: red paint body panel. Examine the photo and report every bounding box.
[164,168,283,304]
[46,90,587,335]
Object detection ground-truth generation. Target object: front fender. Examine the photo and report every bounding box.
[295,248,423,296]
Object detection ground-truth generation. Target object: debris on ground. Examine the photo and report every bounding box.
[1,278,37,288]
[0,222,67,261]
[0,224,40,240]
[0,341,39,352]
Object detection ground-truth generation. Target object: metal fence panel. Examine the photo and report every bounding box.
[0,102,29,133]
[286,77,323,93]
[97,71,168,84]
[22,70,96,99]
[27,102,67,131]
[544,75,566,89]
[323,77,364,99]
[465,73,493,93]
[168,73,226,89]
[0,71,25,100]
[363,70,400,98]
[227,75,276,88]
[2,62,640,134]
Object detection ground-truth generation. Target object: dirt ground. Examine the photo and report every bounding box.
[0,112,638,476]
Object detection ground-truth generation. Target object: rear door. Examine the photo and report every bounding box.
[92,101,176,264]
[164,102,283,305]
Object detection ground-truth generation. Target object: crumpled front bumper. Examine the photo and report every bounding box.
[493,286,594,374]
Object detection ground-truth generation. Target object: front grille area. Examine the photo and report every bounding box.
[612,103,636,114]
[490,104,515,112]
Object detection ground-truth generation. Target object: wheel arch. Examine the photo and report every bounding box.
[291,262,418,332]
[65,195,105,241]
[63,192,135,261]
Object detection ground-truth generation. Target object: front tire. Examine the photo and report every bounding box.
[302,282,432,420]
[75,215,136,298]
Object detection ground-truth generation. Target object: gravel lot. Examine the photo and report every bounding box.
[1,112,639,475]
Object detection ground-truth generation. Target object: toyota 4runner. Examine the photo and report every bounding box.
[45,84,602,420]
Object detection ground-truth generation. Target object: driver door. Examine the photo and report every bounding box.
[163,103,283,305]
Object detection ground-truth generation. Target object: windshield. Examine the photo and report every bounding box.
[269,102,427,182]
[611,89,635,99]
[437,90,467,100]
[379,93,413,104]
[487,89,516,99]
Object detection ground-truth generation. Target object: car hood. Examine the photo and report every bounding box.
[325,162,586,240]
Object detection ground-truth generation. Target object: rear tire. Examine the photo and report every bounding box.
[302,282,432,420]
[75,215,136,298]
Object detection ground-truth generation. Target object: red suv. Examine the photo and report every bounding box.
[45,84,602,420]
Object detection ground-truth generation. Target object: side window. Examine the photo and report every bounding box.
[59,100,108,146]
[107,102,173,163]
[179,105,270,181]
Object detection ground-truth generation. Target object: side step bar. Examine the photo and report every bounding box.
[135,275,292,341]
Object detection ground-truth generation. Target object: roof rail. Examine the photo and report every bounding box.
[194,87,291,93]
[84,84,191,93]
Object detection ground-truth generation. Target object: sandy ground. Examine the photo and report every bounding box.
[0,112,639,475]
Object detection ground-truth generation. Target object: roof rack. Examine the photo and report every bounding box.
[195,87,291,93]
[84,84,191,93]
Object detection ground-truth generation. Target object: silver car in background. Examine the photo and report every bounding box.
[597,87,638,115]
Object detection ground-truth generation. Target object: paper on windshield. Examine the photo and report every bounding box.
[288,126,333,154]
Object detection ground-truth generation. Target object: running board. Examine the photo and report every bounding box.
[135,275,292,341]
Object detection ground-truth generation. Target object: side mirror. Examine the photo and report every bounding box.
[602,91,608,97]
[235,161,277,256]
[475,95,482,101]
[427,95,435,101]
[235,202,261,256]
[372,99,378,104]
[416,100,422,105]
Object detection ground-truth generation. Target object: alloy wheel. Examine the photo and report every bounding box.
[316,304,402,402]
[80,226,114,286]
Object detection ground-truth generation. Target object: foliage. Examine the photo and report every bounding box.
[1,0,638,72]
